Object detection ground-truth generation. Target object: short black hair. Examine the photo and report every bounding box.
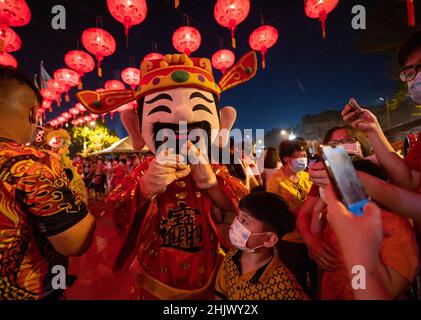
[239,191,295,238]
[120,158,127,165]
[279,138,308,164]
[398,29,421,66]
[0,66,42,103]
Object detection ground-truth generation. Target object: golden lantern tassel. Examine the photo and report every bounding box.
[78,81,83,89]
[175,0,180,8]
[65,93,70,102]
[98,67,102,77]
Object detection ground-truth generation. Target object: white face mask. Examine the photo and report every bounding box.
[289,157,308,173]
[409,72,421,104]
[229,218,268,253]
[341,142,363,158]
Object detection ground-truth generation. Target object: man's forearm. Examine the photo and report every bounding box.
[367,128,417,190]
[359,172,421,223]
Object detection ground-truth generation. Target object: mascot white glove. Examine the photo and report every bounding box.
[139,149,191,200]
[186,141,218,190]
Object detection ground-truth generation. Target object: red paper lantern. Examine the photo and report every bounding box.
[305,0,339,39]
[105,80,125,90]
[41,88,58,111]
[69,107,80,119]
[144,52,165,61]
[407,0,416,27]
[50,119,58,127]
[121,67,140,89]
[54,68,80,102]
[64,50,95,89]
[172,26,201,56]
[62,112,72,120]
[82,28,116,77]
[71,119,78,126]
[91,114,99,120]
[0,0,31,51]
[107,0,147,41]
[41,100,51,111]
[212,49,235,74]
[76,103,86,113]
[47,79,66,94]
[77,118,84,125]
[249,25,278,69]
[214,0,250,48]
[84,115,92,123]
[58,116,66,124]
[0,51,17,68]
[0,26,21,52]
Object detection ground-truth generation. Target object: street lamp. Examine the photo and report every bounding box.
[280,129,287,136]
[288,133,296,140]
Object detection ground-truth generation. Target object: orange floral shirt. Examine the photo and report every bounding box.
[0,141,88,300]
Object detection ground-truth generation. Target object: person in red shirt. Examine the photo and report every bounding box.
[0,66,96,300]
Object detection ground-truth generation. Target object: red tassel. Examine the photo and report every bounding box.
[407,0,416,27]
[78,82,83,89]
[65,93,70,102]
[319,10,328,39]
[231,28,236,49]
[175,0,179,8]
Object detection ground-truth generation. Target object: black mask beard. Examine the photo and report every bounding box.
[152,121,212,163]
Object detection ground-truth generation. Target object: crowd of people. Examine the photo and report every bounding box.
[73,153,152,201]
[1,29,421,301]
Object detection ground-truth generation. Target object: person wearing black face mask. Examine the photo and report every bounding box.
[0,67,96,300]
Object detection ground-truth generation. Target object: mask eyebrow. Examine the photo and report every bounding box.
[148,105,172,115]
[190,92,214,103]
[145,93,173,104]
[192,104,213,114]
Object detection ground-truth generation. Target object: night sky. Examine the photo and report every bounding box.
[15,0,411,137]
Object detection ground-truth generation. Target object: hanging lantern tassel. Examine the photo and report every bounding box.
[102,114,106,123]
[231,28,236,49]
[78,81,83,90]
[319,10,328,39]
[97,57,103,77]
[407,0,416,27]
[57,98,61,107]
[175,0,180,8]
[111,112,114,120]
[261,47,268,69]
[65,92,70,102]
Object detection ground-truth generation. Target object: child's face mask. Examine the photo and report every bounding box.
[229,217,269,253]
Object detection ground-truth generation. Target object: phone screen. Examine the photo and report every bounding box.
[321,145,369,216]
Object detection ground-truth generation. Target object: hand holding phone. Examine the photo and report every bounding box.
[321,145,370,216]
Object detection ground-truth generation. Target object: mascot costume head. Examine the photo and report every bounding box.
[76,52,257,158]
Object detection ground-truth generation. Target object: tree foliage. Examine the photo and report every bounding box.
[69,122,120,157]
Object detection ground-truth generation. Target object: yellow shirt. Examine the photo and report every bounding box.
[215,249,306,300]
[266,169,312,242]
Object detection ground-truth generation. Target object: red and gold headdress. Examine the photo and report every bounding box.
[76,51,258,114]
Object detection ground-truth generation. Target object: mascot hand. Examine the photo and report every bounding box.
[186,141,218,190]
[139,149,191,200]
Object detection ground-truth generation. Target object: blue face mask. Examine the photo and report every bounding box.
[409,73,421,104]
[289,157,308,173]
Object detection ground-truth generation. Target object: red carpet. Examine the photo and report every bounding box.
[66,200,137,300]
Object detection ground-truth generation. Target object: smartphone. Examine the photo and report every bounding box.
[347,98,364,120]
[321,145,370,216]
[309,154,321,165]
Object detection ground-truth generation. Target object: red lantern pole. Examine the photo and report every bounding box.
[407,0,416,27]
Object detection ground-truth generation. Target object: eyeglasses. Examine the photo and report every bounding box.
[328,137,357,146]
[400,64,421,83]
